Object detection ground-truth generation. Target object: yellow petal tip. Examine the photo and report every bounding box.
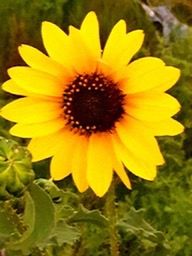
[41,21,57,34]
[18,44,28,51]
[7,67,18,77]
[168,66,181,83]
[85,11,96,18]
[116,19,127,30]
[42,21,51,27]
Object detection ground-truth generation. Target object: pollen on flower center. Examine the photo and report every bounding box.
[63,73,125,135]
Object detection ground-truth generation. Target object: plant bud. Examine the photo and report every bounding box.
[0,137,35,199]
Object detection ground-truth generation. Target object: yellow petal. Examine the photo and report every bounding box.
[121,30,144,64]
[111,30,144,68]
[102,19,126,63]
[50,131,78,180]
[28,129,67,161]
[116,116,164,165]
[68,26,97,73]
[103,22,144,68]
[41,21,73,69]
[112,57,165,84]
[1,97,62,124]
[80,11,101,59]
[2,79,32,96]
[18,44,67,77]
[112,133,157,180]
[87,133,113,197]
[113,155,131,189]
[125,56,165,75]
[126,92,181,121]
[153,69,181,92]
[8,67,64,97]
[10,118,65,138]
[141,118,184,136]
[122,61,180,93]
[2,79,61,101]
[71,135,89,192]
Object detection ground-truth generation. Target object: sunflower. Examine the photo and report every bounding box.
[1,12,183,196]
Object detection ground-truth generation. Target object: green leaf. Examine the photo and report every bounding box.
[52,220,80,246]
[69,205,108,227]
[118,207,164,243]
[0,205,17,237]
[10,183,55,253]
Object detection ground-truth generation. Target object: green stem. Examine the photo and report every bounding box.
[104,180,120,256]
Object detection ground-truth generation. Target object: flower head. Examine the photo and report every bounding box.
[1,12,183,196]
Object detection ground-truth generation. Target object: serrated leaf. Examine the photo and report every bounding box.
[53,221,80,246]
[10,183,55,253]
[69,205,108,226]
[117,207,164,242]
[0,205,17,237]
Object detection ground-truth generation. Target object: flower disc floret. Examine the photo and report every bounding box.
[63,73,125,135]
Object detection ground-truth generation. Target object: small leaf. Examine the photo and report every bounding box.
[118,207,164,242]
[10,183,55,253]
[52,220,80,246]
[69,205,108,226]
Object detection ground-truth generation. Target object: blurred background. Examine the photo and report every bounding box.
[0,0,192,255]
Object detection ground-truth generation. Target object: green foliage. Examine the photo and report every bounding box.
[0,205,19,248]
[9,183,55,254]
[117,207,170,255]
[69,205,108,226]
[0,180,110,255]
[0,0,68,81]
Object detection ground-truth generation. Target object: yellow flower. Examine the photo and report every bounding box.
[1,12,183,196]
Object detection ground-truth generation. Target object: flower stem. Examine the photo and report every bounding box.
[104,180,120,256]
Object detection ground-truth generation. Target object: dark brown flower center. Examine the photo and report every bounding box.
[63,73,125,135]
